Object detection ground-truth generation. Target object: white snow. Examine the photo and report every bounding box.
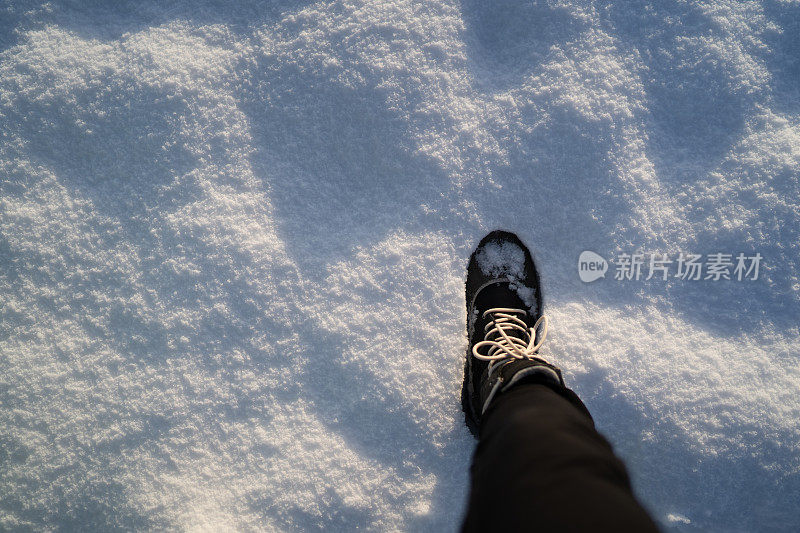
[667,513,692,525]
[475,239,540,309]
[1,0,799,531]
[476,240,526,279]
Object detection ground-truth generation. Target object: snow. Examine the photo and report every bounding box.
[475,239,539,309]
[476,240,526,279]
[1,0,799,531]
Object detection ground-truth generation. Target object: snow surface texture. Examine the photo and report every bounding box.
[476,240,526,279]
[1,0,799,531]
[475,240,538,310]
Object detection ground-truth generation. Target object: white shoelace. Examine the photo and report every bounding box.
[471,308,549,377]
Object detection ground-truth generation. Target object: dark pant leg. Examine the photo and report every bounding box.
[462,382,660,532]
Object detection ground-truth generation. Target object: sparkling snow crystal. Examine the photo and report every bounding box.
[476,240,527,279]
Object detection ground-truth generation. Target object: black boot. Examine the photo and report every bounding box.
[462,230,564,437]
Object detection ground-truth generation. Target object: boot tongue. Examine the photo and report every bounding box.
[473,281,529,314]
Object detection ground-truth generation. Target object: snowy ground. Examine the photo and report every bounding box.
[2,0,800,531]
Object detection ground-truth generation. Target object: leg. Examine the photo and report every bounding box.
[462,380,660,532]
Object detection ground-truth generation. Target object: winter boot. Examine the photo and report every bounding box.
[462,230,564,437]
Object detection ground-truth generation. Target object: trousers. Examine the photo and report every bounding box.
[461,381,660,532]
